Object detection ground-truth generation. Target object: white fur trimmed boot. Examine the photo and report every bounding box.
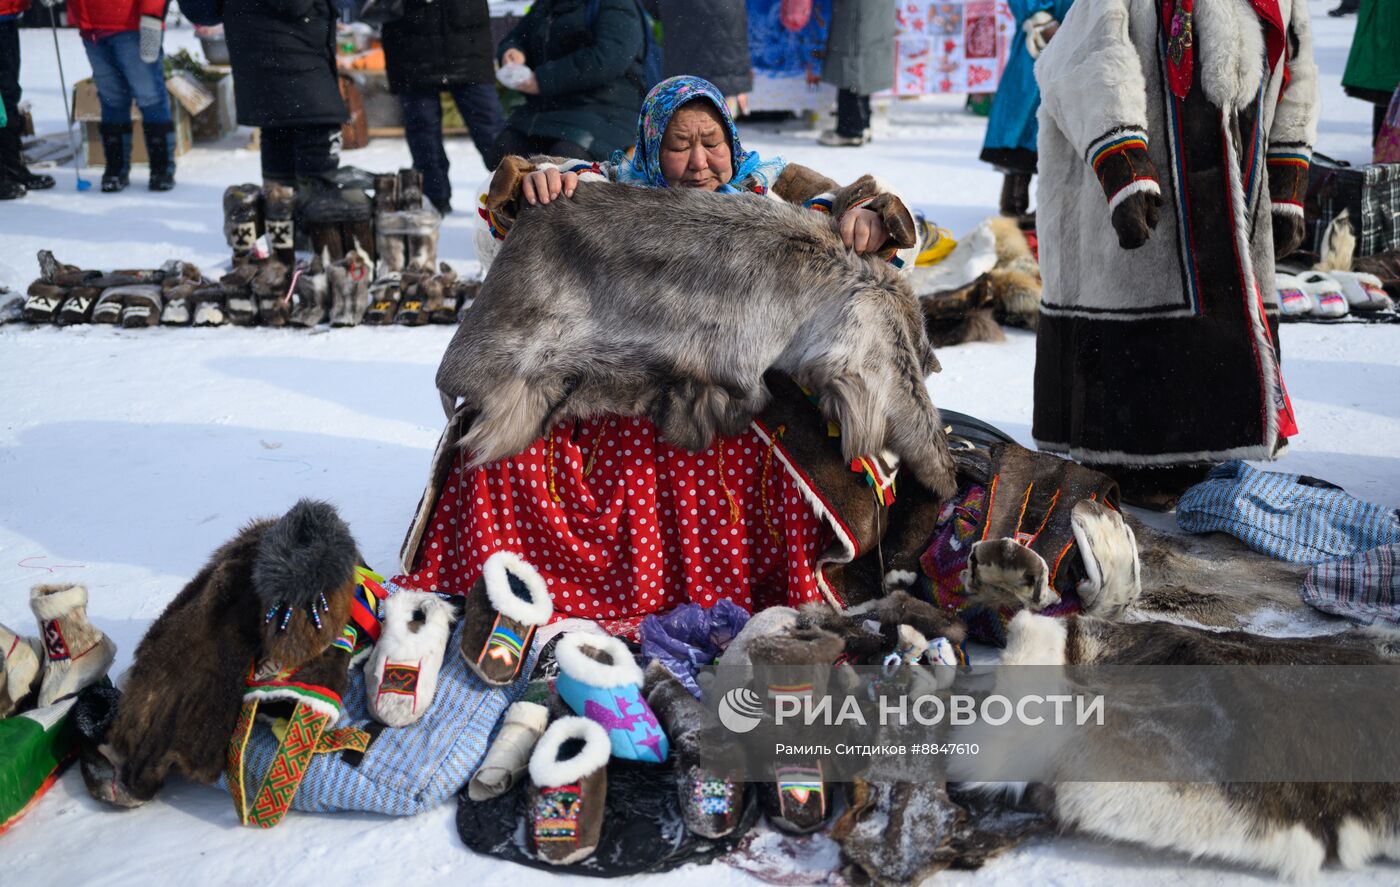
[1,623,43,717]
[30,584,116,707]
[459,551,553,686]
[528,716,610,865]
[365,591,458,727]
[554,633,669,762]
[467,700,550,800]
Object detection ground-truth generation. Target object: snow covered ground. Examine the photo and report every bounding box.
[2,2,1399,883]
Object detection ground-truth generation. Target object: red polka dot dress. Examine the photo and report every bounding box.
[392,416,834,622]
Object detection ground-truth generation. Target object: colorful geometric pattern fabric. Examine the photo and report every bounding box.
[776,765,824,813]
[378,663,420,696]
[533,785,582,843]
[244,703,331,829]
[694,778,733,815]
[1177,461,1400,564]
[41,621,69,661]
[480,617,529,669]
[1301,543,1400,626]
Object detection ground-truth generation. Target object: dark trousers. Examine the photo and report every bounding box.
[0,20,24,175]
[260,125,341,185]
[399,83,506,206]
[836,88,871,138]
[491,127,591,165]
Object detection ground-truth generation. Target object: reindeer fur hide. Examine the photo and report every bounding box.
[435,181,959,500]
[975,612,1400,881]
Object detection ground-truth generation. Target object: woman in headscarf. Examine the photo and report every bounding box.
[392,77,922,632]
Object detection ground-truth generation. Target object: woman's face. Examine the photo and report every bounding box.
[658,103,734,190]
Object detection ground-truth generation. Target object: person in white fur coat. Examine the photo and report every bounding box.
[1030,0,1319,508]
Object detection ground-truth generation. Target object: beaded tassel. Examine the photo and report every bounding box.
[309,604,323,630]
[264,604,279,624]
[278,605,293,631]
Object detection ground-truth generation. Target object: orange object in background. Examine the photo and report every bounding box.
[338,47,386,73]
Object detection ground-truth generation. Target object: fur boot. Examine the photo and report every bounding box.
[554,632,668,762]
[73,685,149,808]
[527,716,611,865]
[467,699,550,800]
[287,255,330,327]
[363,272,402,325]
[222,183,263,258]
[750,627,844,834]
[219,260,260,326]
[437,277,479,324]
[57,286,102,326]
[1,622,42,717]
[263,183,297,265]
[23,281,67,323]
[327,246,373,327]
[364,591,457,727]
[30,584,116,708]
[252,257,293,327]
[458,551,553,686]
[645,662,747,838]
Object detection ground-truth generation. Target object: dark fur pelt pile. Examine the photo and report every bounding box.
[101,500,360,802]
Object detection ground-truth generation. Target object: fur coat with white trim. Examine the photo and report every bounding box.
[1031,0,1319,467]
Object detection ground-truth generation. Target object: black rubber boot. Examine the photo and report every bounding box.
[0,123,53,191]
[0,174,23,200]
[143,121,176,191]
[99,123,131,192]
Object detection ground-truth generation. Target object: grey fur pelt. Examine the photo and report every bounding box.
[435,182,959,500]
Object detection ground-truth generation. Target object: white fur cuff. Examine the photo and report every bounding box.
[1107,178,1162,215]
[1001,611,1068,667]
[529,716,610,786]
[31,584,88,622]
[1271,202,1304,219]
[555,632,644,688]
[883,569,918,590]
[482,551,554,626]
[1070,501,1142,618]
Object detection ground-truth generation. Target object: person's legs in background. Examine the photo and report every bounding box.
[399,88,453,213]
[291,124,341,187]
[82,34,135,192]
[819,88,871,147]
[451,82,506,177]
[106,30,175,190]
[0,17,53,199]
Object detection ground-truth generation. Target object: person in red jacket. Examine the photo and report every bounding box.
[0,0,56,199]
[67,0,175,191]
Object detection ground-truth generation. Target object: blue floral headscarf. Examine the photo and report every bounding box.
[612,76,787,194]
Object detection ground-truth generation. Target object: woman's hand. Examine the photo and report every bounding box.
[501,48,527,67]
[841,207,889,254]
[522,168,580,205]
[516,74,541,95]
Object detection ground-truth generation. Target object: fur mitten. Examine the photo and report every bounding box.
[459,551,553,686]
[1110,189,1163,250]
[1268,153,1308,259]
[30,585,116,708]
[555,633,668,762]
[962,539,1058,612]
[467,700,550,800]
[1,623,42,717]
[528,716,610,865]
[644,663,746,839]
[364,592,458,727]
[1272,210,1306,259]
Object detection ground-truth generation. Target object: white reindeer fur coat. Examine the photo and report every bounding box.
[1031,0,1318,466]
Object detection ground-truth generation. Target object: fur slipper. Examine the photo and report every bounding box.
[1296,271,1350,318]
[57,286,101,325]
[327,248,372,327]
[24,282,67,323]
[645,662,747,838]
[1071,500,1141,619]
[963,538,1058,612]
[1,622,42,717]
[0,288,23,324]
[1275,272,1315,316]
[459,551,553,686]
[190,286,227,326]
[364,591,458,727]
[1330,270,1394,312]
[30,584,117,708]
[554,632,669,763]
[159,282,198,326]
[437,278,479,324]
[363,274,401,325]
[112,285,163,328]
[527,716,610,865]
[468,699,550,800]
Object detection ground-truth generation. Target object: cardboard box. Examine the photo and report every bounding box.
[189,73,237,143]
[73,78,194,166]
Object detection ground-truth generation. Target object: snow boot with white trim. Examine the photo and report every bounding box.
[1,622,42,717]
[554,632,668,762]
[364,591,458,727]
[528,716,610,865]
[30,584,116,708]
[458,551,553,686]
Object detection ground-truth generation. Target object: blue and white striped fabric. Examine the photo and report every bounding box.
[1177,461,1400,565]
[220,618,538,817]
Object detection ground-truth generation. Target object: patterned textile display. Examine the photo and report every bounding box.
[221,617,539,817]
[1178,461,1400,564]
[889,1,1016,96]
[1301,543,1400,627]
